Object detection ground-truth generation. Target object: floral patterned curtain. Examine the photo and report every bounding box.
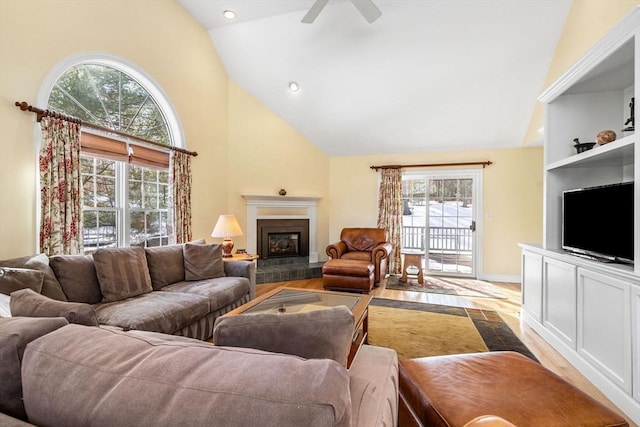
[377,168,403,274]
[39,117,83,255]
[170,151,192,243]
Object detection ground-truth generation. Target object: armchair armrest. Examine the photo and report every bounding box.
[223,261,256,300]
[326,241,348,259]
[213,306,354,366]
[371,242,393,264]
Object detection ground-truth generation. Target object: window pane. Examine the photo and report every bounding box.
[130,211,146,247]
[96,159,116,176]
[96,176,115,207]
[159,184,169,209]
[129,165,143,181]
[129,181,142,208]
[159,170,169,184]
[143,168,157,182]
[143,182,158,209]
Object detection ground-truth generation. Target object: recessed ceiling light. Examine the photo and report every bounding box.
[289,81,300,92]
[223,10,236,20]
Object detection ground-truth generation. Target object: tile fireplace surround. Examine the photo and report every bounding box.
[242,195,321,263]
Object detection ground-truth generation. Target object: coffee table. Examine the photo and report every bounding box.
[225,287,372,367]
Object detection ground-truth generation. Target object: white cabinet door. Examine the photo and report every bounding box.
[522,251,543,322]
[543,257,577,349]
[578,268,632,393]
[632,286,640,401]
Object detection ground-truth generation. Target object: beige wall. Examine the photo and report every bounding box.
[329,148,544,278]
[226,81,330,253]
[0,0,228,258]
[523,0,640,146]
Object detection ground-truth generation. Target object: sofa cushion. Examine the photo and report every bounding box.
[93,247,153,302]
[10,289,98,327]
[0,254,67,301]
[161,277,250,312]
[94,291,210,334]
[22,324,351,427]
[213,305,354,366]
[0,317,69,420]
[183,243,225,281]
[145,244,186,290]
[0,268,44,296]
[49,254,102,304]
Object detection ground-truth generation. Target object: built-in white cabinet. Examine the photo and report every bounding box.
[520,7,640,424]
[633,286,640,402]
[543,257,577,349]
[577,268,632,393]
[521,250,543,322]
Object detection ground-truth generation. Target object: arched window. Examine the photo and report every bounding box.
[46,60,180,251]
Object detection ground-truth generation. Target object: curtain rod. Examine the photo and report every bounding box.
[370,161,493,171]
[15,101,198,157]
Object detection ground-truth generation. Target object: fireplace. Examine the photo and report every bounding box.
[257,219,309,259]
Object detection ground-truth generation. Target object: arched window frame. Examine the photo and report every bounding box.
[36,52,185,251]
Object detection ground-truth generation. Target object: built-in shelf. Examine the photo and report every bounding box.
[546,134,635,170]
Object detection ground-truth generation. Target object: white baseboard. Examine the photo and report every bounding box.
[478,273,521,283]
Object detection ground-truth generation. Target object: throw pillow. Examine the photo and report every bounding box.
[213,305,355,366]
[0,254,67,301]
[93,247,153,302]
[145,245,185,290]
[10,289,99,327]
[49,254,102,304]
[0,267,44,296]
[183,243,225,281]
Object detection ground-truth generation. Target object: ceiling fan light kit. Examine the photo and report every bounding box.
[302,0,381,24]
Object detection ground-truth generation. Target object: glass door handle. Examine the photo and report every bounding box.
[469,220,476,232]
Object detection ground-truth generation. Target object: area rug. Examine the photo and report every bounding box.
[384,274,507,298]
[368,298,537,361]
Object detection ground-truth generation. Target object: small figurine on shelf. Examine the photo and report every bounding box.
[622,97,634,132]
[278,188,287,196]
[596,130,616,145]
[572,138,596,154]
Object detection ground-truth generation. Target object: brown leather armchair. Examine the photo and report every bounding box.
[326,228,393,284]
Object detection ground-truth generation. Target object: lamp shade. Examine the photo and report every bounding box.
[211,214,243,238]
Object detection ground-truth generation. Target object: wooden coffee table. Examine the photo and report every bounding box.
[225,286,372,367]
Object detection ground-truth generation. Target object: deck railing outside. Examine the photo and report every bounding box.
[402,225,472,252]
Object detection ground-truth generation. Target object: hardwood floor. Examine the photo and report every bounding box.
[256,277,636,426]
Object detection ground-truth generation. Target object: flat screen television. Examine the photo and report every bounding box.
[562,181,634,265]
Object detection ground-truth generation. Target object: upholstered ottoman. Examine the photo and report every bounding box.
[399,351,628,427]
[322,259,375,293]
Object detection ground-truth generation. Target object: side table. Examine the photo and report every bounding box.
[400,251,424,284]
[222,253,259,263]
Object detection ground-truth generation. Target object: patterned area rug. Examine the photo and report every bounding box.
[384,274,507,298]
[368,298,537,361]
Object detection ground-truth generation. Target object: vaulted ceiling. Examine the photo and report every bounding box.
[178,0,572,156]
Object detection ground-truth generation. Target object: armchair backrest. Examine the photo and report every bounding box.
[340,228,387,252]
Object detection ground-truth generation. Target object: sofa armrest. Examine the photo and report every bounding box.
[10,289,99,326]
[213,306,354,366]
[223,261,256,300]
[326,241,348,259]
[372,242,392,263]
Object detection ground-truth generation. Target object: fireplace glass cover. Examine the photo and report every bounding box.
[268,233,300,257]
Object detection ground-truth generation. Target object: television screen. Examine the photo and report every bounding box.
[562,181,634,264]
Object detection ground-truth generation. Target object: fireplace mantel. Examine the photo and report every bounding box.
[242,195,321,263]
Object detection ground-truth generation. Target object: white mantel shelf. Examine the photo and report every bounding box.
[242,194,322,263]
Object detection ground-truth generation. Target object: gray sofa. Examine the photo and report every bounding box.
[0,243,255,340]
[0,309,399,426]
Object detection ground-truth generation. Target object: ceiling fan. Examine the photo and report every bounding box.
[301,0,382,24]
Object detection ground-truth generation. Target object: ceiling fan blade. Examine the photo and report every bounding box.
[350,0,382,23]
[301,0,330,23]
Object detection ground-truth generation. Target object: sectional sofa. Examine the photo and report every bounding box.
[0,242,255,340]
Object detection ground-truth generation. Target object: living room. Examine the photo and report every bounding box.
[1,1,639,426]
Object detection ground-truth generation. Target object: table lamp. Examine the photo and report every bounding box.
[211,214,243,258]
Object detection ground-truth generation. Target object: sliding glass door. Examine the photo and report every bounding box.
[402,170,481,277]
